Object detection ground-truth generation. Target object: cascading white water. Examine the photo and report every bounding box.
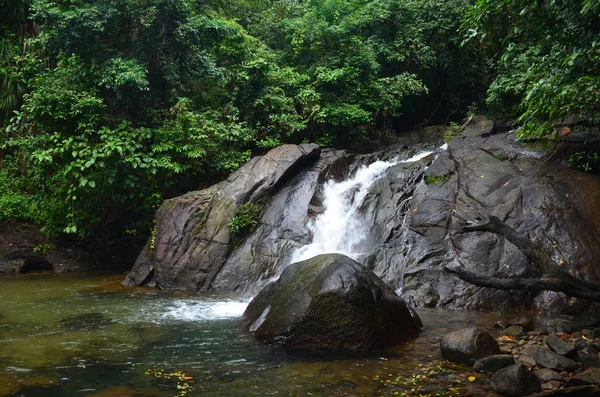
[161,299,250,322]
[291,149,435,263]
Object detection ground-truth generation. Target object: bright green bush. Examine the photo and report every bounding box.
[228,202,260,236]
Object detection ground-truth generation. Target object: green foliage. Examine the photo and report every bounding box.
[424,174,450,185]
[0,0,486,242]
[228,202,259,236]
[463,0,600,139]
[444,122,461,142]
[567,151,600,173]
[246,0,480,142]
[0,156,42,222]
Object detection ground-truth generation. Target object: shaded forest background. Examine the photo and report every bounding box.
[0,0,598,254]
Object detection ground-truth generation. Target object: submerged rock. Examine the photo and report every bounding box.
[439,327,500,365]
[473,354,516,373]
[490,363,541,396]
[241,254,422,351]
[59,313,112,330]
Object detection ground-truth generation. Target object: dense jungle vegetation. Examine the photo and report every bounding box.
[0,0,598,247]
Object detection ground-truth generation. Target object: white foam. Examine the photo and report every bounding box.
[291,160,395,263]
[290,150,435,264]
[400,149,435,163]
[160,300,250,322]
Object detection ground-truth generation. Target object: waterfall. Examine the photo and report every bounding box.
[290,149,435,264]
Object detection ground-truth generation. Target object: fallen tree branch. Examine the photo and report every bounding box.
[444,216,600,302]
[443,266,600,301]
[462,216,560,275]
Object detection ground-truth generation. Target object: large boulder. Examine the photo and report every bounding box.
[241,254,422,351]
[123,143,321,290]
[368,118,600,313]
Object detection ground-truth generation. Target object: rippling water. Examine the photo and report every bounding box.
[0,272,508,397]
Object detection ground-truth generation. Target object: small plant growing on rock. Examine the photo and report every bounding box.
[228,202,259,237]
[425,174,450,185]
[444,122,460,142]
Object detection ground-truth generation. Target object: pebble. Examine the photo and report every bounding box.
[549,380,561,388]
[519,355,536,367]
[541,382,557,390]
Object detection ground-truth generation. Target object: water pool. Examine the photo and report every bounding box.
[0,272,504,396]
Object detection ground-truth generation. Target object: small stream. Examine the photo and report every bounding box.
[0,272,510,397]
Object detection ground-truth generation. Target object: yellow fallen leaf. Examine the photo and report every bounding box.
[468,376,476,382]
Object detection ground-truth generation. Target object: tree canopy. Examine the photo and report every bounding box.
[0,0,597,245]
[462,0,600,139]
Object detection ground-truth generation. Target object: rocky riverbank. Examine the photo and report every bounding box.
[440,311,600,396]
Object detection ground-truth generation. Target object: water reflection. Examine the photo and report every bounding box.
[0,273,509,396]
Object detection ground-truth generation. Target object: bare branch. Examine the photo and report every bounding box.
[445,216,600,302]
[443,266,600,301]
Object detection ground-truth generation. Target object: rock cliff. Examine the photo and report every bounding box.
[124,118,600,314]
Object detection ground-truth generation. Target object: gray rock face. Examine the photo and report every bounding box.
[123,118,600,315]
[209,149,349,296]
[123,143,321,290]
[533,349,577,371]
[473,354,516,373]
[241,254,422,351]
[490,363,541,396]
[440,327,500,365]
[370,119,600,313]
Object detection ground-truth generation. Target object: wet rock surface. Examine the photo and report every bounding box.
[441,315,600,396]
[534,349,578,371]
[440,327,500,365]
[123,143,322,290]
[546,334,577,356]
[490,363,541,396]
[123,117,600,316]
[370,118,600,313]
[241,253,422,351]
[209,149,349,296]
[473,354,516,373]
[0,222,97,274]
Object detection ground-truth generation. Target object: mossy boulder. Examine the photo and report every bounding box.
[241,253,422,351]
